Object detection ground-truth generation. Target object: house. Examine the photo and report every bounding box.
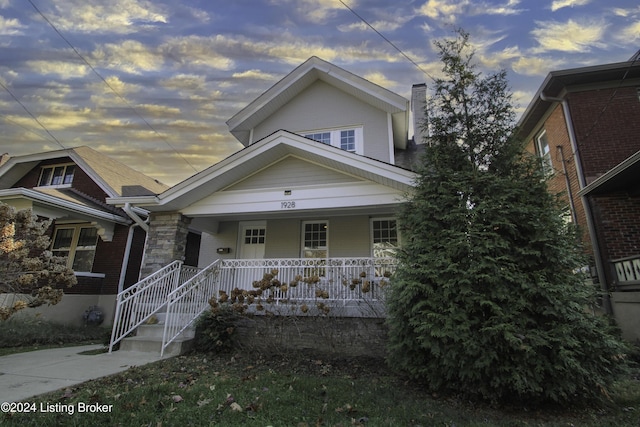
[0,146,169,326]
[106,57,423,354]
[517,57,640,340]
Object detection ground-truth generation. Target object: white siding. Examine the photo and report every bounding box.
[225,156,361,192]
[198,223,238,267]
[252,81,392,163]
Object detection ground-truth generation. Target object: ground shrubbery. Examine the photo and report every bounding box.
[193,303,238,353]
[0,317,109,351]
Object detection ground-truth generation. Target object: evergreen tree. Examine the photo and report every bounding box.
[0,202,76,320]
[386,30,627,405]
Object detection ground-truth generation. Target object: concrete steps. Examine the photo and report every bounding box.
[119,316,196,357]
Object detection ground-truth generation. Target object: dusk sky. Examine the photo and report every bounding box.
[1,0,639,185]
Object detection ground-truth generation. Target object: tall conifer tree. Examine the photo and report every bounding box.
[386,30,627,404]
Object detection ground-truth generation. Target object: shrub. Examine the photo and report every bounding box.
[193,304,238,353]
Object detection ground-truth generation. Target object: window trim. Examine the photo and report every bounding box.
[301,220,329,259]
[370,217,399,258]
[302,127,363,154]
[37,163,76,188]
[51,224,98,273]
[535,130,553,175]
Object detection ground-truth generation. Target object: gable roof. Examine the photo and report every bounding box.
[0,146,168,197]
[516,59,640,140]
[107,130,417,212]
[226,56,409,149]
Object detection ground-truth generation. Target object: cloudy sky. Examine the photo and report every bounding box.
[1,0,638,185]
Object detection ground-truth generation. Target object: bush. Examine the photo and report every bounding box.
[0,317,109,348]
[193,304,238,353]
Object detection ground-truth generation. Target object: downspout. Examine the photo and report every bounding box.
[121,202,151,284]
[540,93,612,314]
[117,223,137,294]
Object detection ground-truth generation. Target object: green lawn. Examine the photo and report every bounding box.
[3,350,640,426]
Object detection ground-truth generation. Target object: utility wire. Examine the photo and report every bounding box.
[27,0,199,174]
[338,0,433,80]
[0,80,67,149]
[581,51,640,141]
[0,112,59,144]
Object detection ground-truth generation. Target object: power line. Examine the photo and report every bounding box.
[27,0,199,174]
[0,80,67,149]
[338,0,433,80]
[0,112,59,144]
[582,54,640,141]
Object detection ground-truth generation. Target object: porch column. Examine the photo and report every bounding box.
[140,212,192,278]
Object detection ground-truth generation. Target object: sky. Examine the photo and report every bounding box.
[0,0,639,186]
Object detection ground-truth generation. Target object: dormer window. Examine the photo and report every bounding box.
[303,127,363,154]
[38,164,75,187]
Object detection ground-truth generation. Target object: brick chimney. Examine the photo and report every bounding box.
[411,83,427,144]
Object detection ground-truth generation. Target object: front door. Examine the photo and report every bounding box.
[239,223,266,259]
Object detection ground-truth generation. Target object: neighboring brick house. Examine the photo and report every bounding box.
[0,146,168,325]
[517,58,640,340]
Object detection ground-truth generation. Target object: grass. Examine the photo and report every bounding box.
[1,318,640,426]
[0,317,110,356]
[2,349,640,426]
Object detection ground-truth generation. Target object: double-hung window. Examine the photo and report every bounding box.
[372,219,398,258]
[304,127,362,154]
[536,131,553,176]
[38,164,75,187]
[51,225,98,272]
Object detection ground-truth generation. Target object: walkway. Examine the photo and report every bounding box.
[0,345,161,403]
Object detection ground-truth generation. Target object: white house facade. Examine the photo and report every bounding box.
[106,57,424,354]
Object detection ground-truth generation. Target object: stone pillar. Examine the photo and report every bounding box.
[140,212,192,278]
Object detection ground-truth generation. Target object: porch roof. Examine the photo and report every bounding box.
[107,130,417,213]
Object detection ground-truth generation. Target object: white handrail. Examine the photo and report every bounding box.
[161,260,221,357]
[109,260,183,353]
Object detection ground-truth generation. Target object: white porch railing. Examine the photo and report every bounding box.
[108,261,196,353]
[215,257,396,310]
[613,255,640,286]
[110,256,397,356]
[161,260,221,357]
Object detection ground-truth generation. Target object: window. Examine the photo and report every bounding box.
[52,225,98,272]
[244,227,265,245]
[302,221,328,259]
[340,130,356,152]
[304,132,331,145]
[38,164,75,187]
[536,131,553,175]
[303,127,362,154]
[372,219,398,258]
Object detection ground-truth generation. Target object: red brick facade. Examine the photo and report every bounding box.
[523,79,640,293]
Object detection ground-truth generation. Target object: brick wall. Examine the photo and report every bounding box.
[525,104,590,251]
[232,315,388,359]
[589,192,640,263]
[568,87,640,182]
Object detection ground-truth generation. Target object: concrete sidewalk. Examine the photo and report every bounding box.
[0,345,162,403]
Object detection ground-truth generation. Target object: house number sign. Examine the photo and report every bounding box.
[280,201,296,209]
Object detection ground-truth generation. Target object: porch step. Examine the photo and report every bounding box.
[119,324,195,357]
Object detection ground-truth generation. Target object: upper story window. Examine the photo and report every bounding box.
[303,127,362,154]
[38,164,75,187]
[535,131,553,176]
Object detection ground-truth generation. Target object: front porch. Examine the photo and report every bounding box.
[109,256,396,356]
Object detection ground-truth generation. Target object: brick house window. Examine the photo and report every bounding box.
[38,164,75,187]
[536,131,553,175]
[51,225,98,272]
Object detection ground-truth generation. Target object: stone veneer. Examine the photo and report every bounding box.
[140,212,191,278]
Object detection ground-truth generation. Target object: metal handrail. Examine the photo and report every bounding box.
[108,260,183,353]
[161,259,221,357]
